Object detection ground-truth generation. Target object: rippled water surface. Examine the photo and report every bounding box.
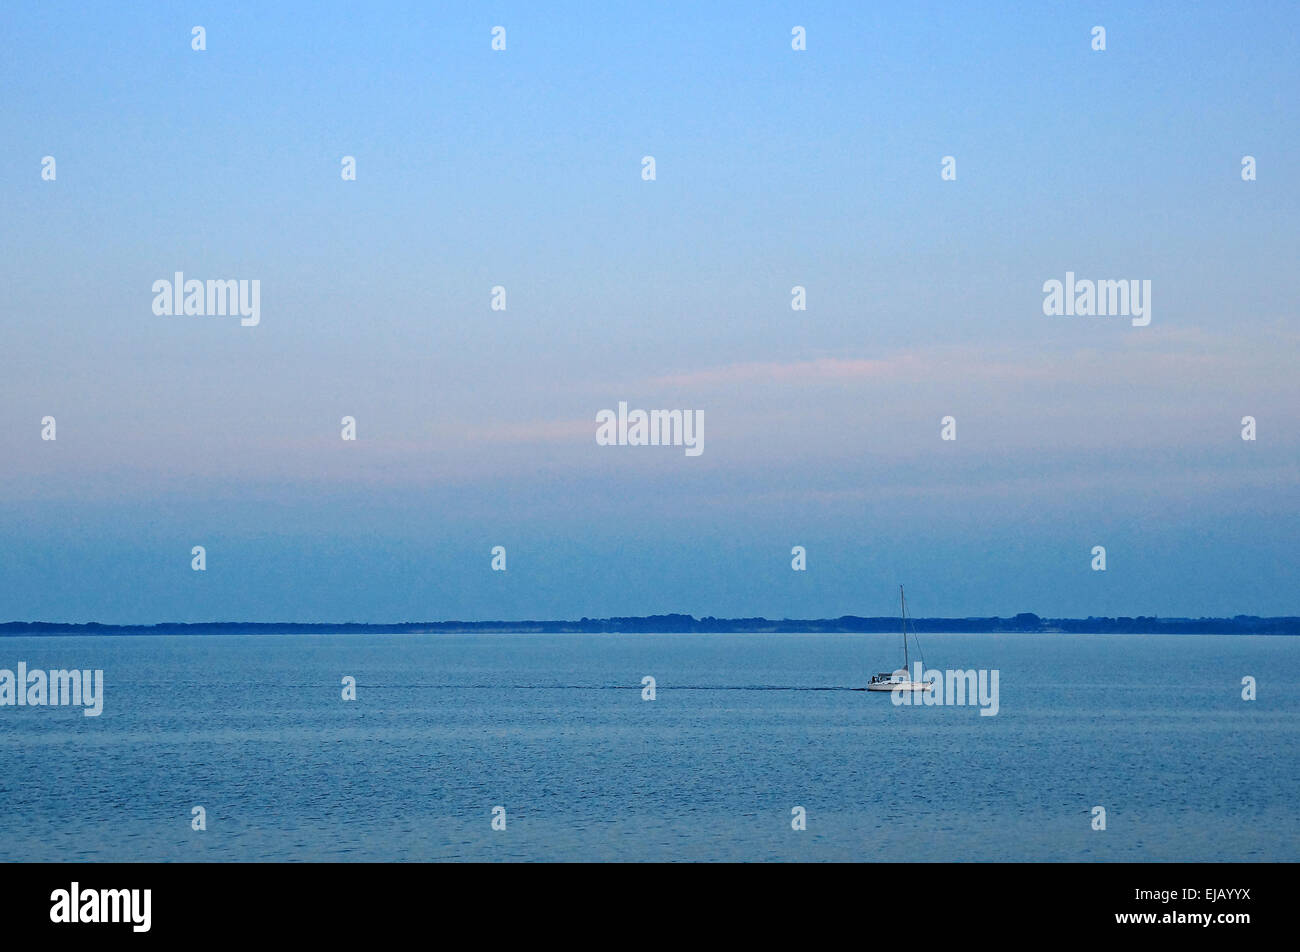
[1,632,1296,861]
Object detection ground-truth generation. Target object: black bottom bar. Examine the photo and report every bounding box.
[0,862,1278,940]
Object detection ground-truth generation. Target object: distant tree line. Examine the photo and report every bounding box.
[2,613,1298,636]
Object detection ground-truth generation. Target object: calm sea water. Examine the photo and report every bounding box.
[0,632,1296,862]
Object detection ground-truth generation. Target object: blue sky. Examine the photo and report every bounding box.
[2,2,1298,622]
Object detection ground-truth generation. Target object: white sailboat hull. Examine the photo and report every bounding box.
[866,680,932,692]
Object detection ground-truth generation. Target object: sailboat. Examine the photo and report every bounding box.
[867,585,933,692]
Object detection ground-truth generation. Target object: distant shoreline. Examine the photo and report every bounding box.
[3,613,1298,636]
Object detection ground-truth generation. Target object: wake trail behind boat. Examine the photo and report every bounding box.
[352,684,865,691]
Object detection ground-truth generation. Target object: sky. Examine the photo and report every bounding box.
[1,2,1298,623]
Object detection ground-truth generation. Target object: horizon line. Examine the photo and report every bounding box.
[4,612,1299,636]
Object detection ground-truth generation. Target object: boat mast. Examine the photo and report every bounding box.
[900,585,908,675]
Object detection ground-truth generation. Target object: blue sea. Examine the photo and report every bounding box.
[1,632,1296,862]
